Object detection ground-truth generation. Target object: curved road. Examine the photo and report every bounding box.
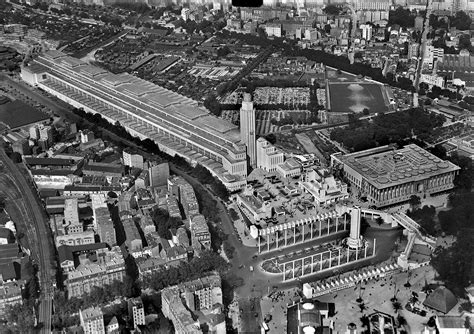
[0,145,54,333]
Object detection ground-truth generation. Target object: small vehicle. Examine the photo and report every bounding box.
[249,266,254,272]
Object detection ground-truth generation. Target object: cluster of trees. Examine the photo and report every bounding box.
[51,277,139,330]
[419,84,463,101]
[172,17,226,35]
[73,108,160,154]
[450,10,472,30]
[330,108,445,151]
[431,191,474,296]
[407,205,437,236]
[0,302,36,333]
[172,158,229,201]
[323,4,342,16]
[142,251,229,291]
[151,207,183,239]
[203,94,222,116]
[388,7,416,28]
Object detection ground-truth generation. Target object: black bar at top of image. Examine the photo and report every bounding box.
[232,0,263,8]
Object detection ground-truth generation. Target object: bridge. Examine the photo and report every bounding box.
[337,205,436,269]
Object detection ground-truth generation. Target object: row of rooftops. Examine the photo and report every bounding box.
[29,51,244,154]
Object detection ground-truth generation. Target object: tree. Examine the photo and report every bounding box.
[375,217,384,226]
[264,133,277,145]
[323,4,342,16]
[392,301,402,313]
[203,94,222,117]
[451,11,472,30]
[362,108,370,115]
[389,7,415,28]
[397,315,407,326]
[408,195,421,209]
[9,152,22,163]
[458,34,472,51]
[407,205,437,236]
[2,302,36,333]
[0,195,5,210]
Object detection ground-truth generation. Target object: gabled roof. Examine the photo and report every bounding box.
[423,286,457,313]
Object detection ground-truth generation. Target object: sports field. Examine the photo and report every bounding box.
[328,82,390,114]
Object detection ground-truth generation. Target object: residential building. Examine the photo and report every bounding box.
[96,213,116,247]
[408,42,420,59]
[420,73,445,88]
[118,192,133,212]
[128,297,146,328]
[79,306,105,334]
[159,241,188,266]
[424,45,444,70]
[38,124,53,147]
[82,161,123,179]
[240,93,257,168]
[21,51,247,190]
[190,214,211,254]
[79,129,95,143]
[446,134,474,161]
[12,138,31,155]
[256,137,284,172]
[166,195,182,219]
[0,228,13,245]
[0,281,22,317]
[65,247,125,298]
[161,274,225,334]
[265,23,282,37]
[55,229,95,247]
[331,144,460,207]
[121,212,143,252]
[360,24,373,41]
[106,316,119,333]
[123,149,144,169]
[29,125,40,140]
[136,209,156,235]
[63,198,82,234]
[91,194,109,230]
[148,162,169,187]
[57,242,109,273]
[181,8,190,20]
[168,176,199,219]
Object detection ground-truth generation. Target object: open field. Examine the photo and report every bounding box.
[328,82,390,114]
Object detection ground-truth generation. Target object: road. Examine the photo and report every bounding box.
[414,0,433,92]
[0,146,54,333]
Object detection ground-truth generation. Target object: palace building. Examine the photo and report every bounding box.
[331,144,460,208]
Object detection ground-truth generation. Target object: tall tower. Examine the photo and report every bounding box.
[240,93,257,168]
[347,206,363,249]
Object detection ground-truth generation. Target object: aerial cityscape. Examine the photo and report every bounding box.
[0,0,473,333]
